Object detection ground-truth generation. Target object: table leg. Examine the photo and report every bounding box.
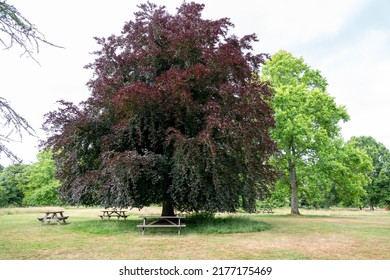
[53,214,59,225]
[142,218,146,235]
[41,214,48,225]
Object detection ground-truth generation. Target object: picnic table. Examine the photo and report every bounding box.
[260,205,274,214]
[37,211,69,225]
[99,209,128,219]
[137,216,186,235]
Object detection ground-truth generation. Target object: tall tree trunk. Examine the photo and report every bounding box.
[288,158,300,215]
[161,180,175,216]
[162,196,175,216]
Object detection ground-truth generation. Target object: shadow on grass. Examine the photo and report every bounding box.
[66,216,271,235]
[187,215,271,234]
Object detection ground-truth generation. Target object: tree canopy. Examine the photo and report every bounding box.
[0,150,61,207]
[0,163,26,207]
[22,150,62,206]
[43,2,277,215]
[262,50,371,213]
[349,136,390,209]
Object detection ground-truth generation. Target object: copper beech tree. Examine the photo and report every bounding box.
[43,2,276,216]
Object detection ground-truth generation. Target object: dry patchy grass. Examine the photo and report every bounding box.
[0,207,389,260]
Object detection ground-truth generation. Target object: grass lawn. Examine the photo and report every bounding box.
[0,206,389,260]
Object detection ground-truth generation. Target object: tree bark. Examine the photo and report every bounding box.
[161,197,175,216]
[161,180,175,216]
[288,158,300,215]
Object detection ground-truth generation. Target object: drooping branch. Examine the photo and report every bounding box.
[0,1,63,63]
[0,97,36,162]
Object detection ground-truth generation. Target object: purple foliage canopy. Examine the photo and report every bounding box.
[43,2,276,214]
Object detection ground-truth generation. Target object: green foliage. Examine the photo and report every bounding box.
[261,50,328,91]
[22,150,62,206]
[0,186,8,207]
[0,150,62,207]
[0,164,27,207]
[349,136,390,209]
[262,50,371,212]
[267,180,290,207]
[304,140,371,208]
[22,180,61,206]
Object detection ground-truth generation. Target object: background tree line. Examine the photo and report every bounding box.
[0,150,62,207]
[1,133,390,210]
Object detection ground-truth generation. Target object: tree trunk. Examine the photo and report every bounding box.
[161,181,175,216]
[288,158,300,215]
[161,198,175,216]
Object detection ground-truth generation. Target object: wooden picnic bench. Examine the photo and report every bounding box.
[261,205,274,214]
[137,216,186,235]
[37,211,69,225]
[99,209,128,219]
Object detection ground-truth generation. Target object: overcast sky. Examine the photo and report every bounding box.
[1,0,389,166]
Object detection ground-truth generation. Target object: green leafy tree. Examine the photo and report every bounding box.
[262,50,370,213]
[43,2,277,215]
[315,139,371,208]
[0,164,27,207]
[269,138,371,209]
[0,151,61,207]
[349,136,390,209]
[22,150,61,206]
